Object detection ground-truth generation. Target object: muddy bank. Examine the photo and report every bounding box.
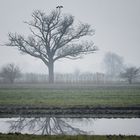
[0,105,140,118]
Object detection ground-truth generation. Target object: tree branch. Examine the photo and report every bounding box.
[6,33,49,65]
[54,42,97,61]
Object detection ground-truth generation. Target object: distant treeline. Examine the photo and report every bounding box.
[0,72,138,84]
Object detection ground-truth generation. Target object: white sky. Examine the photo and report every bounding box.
[0,0,140,74]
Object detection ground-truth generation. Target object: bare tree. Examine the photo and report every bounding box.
[0,63,21,83]
[103,52,124,78]
[6,9,97,83]
[120,67,140,84]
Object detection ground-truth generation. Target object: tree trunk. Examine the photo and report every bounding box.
[9,75,14,84]
[48,61,54,84]
[128,78,132,84]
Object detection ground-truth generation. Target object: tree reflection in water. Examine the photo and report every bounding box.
[7,117,87,135]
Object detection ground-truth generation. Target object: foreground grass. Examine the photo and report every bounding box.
[0,84,140,107]
[0,134,140,140]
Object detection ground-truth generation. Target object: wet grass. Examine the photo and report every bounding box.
[0,133,139,140]
[0,84,140,107]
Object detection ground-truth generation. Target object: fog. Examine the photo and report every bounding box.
[0,0,140,74]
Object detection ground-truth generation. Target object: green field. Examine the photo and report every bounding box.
[0,84,140,107]
[0,134,139,140]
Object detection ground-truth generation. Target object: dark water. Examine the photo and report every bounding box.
[0,118,139,135]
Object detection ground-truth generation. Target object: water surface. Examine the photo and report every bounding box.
[0,118,139,135]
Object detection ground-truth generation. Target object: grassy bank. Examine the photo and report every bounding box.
[0,84,140,107]
[0,134,139,140]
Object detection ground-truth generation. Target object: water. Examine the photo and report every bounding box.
[0,117,139,135]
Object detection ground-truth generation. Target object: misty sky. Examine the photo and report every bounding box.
[0,0,140,74]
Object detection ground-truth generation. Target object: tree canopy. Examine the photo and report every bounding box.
[120,66,140,84]
[0,63,21,83]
